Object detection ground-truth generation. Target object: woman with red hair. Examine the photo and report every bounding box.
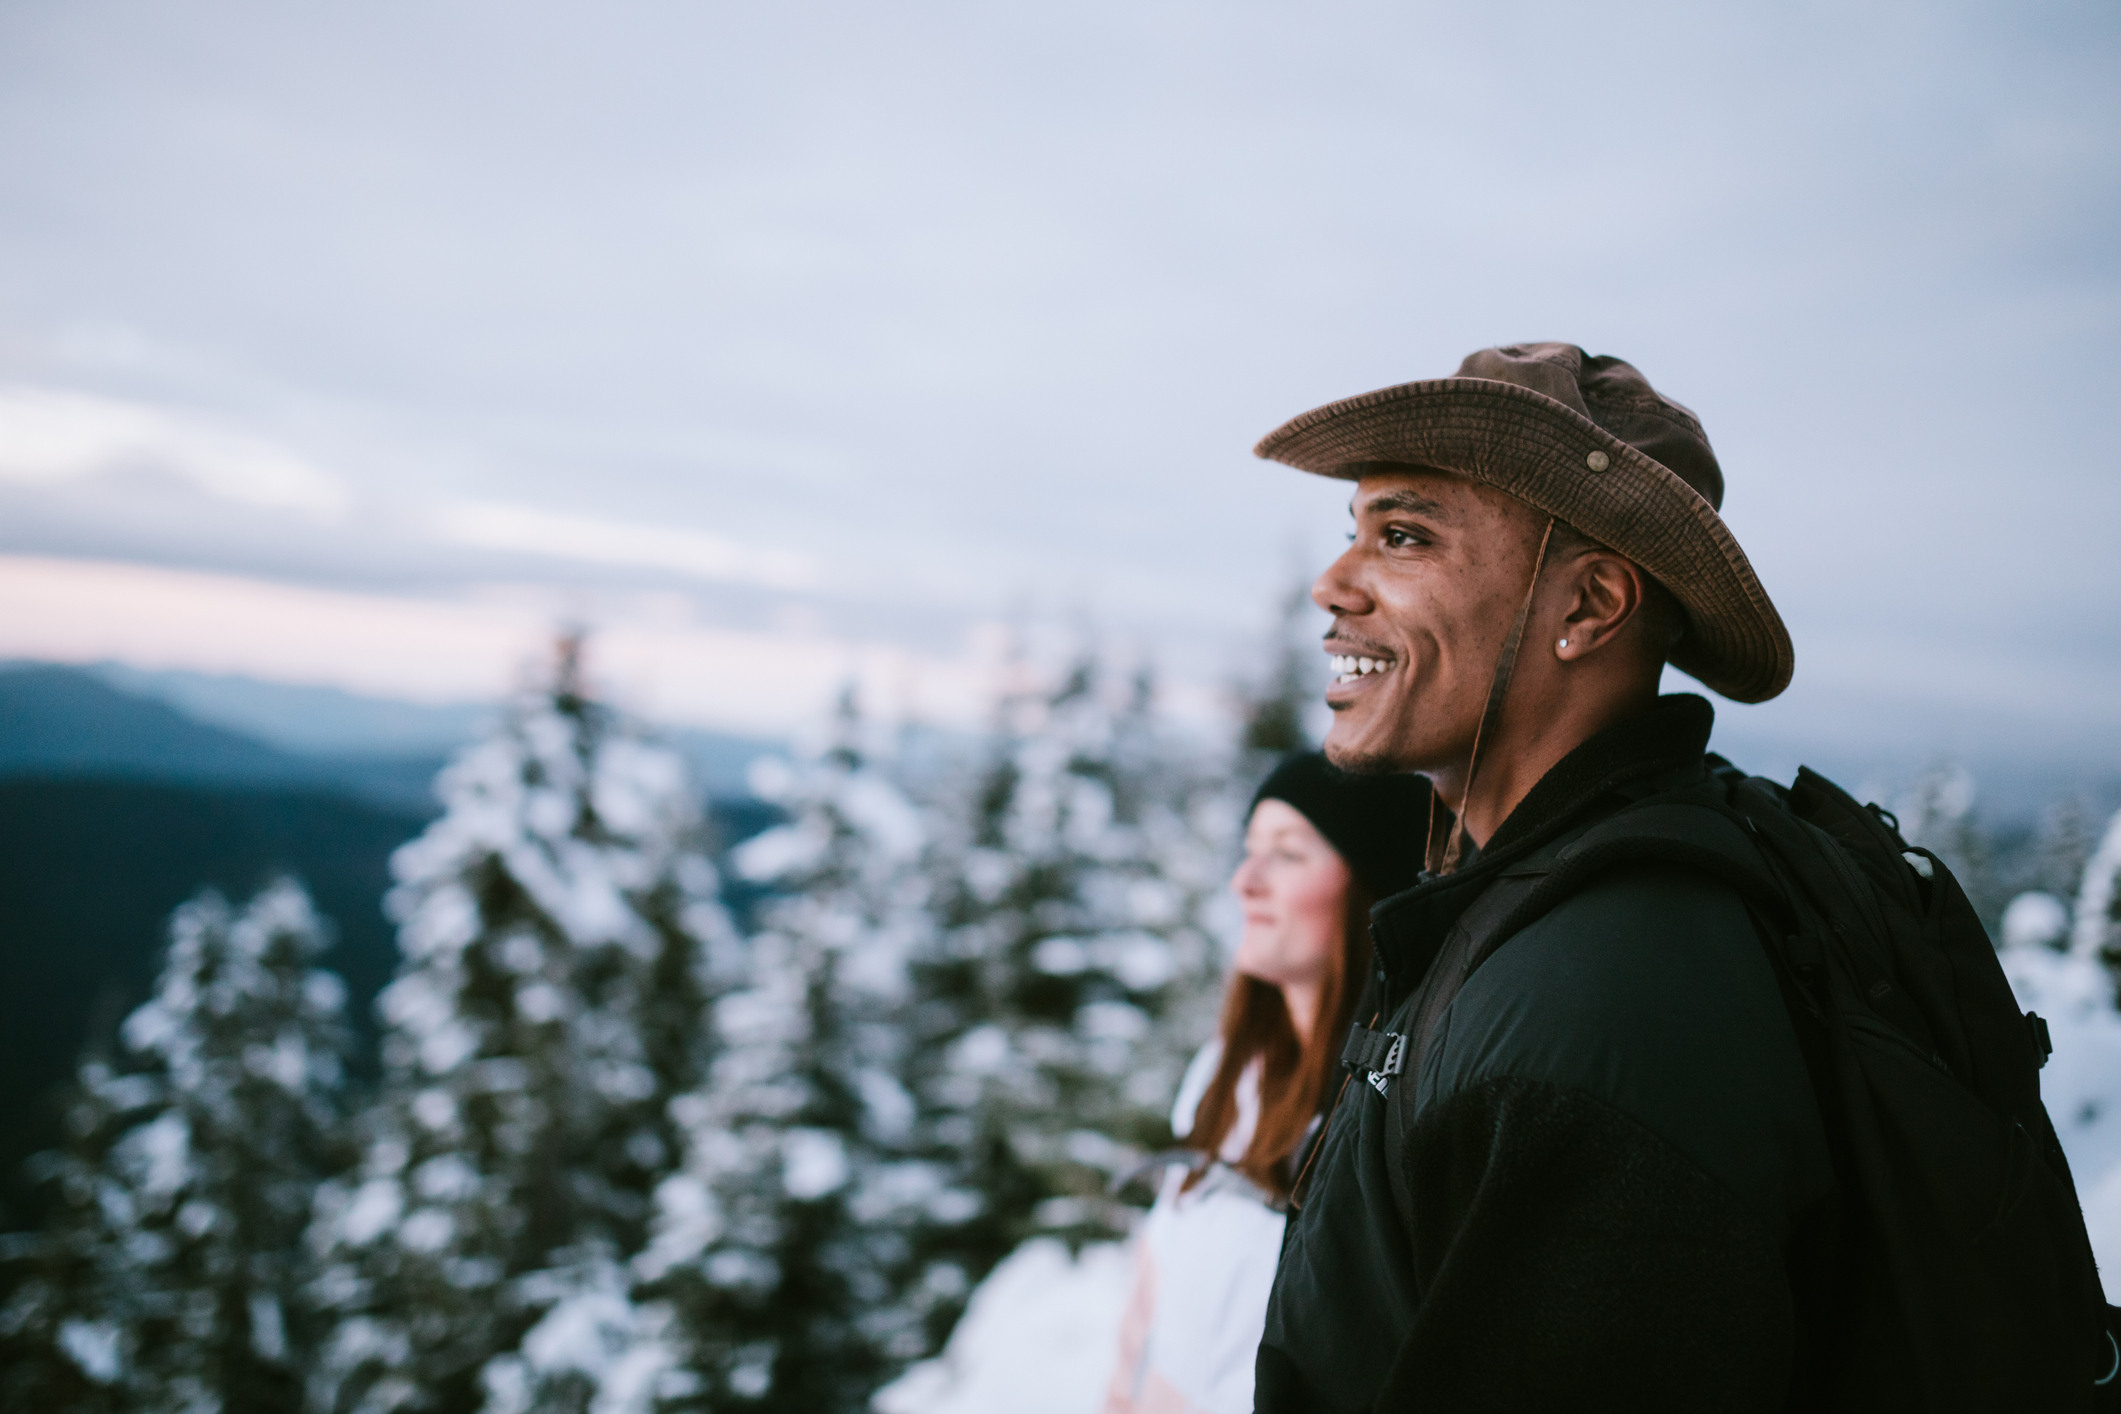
[1104,753,1429,1414]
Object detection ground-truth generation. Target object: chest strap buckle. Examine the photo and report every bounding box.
[1341,1024,1406,1078]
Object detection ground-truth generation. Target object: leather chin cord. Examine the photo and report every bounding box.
[1426,516,1558,877]
[1293,516,1562,1215]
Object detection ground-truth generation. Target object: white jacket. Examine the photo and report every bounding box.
[1102,1040,1287,1414]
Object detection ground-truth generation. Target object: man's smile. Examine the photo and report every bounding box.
[1323,633,1400,697]
[1326,652,1397,686]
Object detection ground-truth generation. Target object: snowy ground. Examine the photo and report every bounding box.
[872,1239,1134,1414]
[1999,891,2121,1301]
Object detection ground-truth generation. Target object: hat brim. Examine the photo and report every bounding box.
[1256,376,1793,703]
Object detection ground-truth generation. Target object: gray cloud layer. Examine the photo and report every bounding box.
[0,0,2115,769]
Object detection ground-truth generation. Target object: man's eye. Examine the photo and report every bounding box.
[1383,526,1418,548]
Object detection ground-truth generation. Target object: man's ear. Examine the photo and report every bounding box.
[1553,553,1646,661]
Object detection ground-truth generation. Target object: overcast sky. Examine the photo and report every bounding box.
[0,0,2114,775]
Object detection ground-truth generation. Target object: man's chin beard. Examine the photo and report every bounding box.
[1322,739,1406,778]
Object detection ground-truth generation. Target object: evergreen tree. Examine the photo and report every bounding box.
[309,639,734,1414]
[620,690,960,1412]
[2072,806,2121,969]
[910,654,1226,1274]
[1896,762,2001,924]
[1237,576,1321,758]
[2035,795,2098,904]
[0,880,349,1414]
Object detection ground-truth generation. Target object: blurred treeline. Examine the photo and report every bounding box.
[0,627,1309,1414]
[0,614,2113,1413]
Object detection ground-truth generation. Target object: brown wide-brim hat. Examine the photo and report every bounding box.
[1255,342,1793,703]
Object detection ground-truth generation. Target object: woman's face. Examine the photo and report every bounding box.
[1230,798,1354,989]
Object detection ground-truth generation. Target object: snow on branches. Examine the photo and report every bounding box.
[308,644,735,1414]
[615,690,960,1412]
[911,659,1228,1252]
[0,880,349,1414]
[3,641,1243,1414]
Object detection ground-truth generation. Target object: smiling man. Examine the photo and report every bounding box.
[1250,344,1838,1411]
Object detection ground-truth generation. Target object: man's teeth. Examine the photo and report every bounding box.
[1328,654,1393,684]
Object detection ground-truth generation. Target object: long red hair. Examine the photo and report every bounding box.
[1182,879,1375,1201]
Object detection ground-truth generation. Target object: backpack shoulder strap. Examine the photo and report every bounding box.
[1374,789,1789,1226]
[1492,794,1786,943]
[1371,863,1553,1222]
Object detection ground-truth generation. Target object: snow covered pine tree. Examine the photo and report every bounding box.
[620,690,966,1412]
[2074,804,2121,969]
[1997,804,2121,1291]
[911,657,1225,1268]
[309,640,736,1414]
[1236,576,1323,759]
[0,880,350,1414]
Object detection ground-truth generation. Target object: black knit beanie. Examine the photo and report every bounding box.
[1249,751,1433,901]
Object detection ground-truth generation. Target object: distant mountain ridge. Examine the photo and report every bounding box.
[0,664,783,809]
[2,664,312,779]
[0,664,447,813]
[90,662,493,758]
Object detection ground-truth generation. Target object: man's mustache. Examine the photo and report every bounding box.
[1322,629,1397,660]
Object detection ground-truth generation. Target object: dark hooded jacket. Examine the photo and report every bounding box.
[1255,695,1839,1412]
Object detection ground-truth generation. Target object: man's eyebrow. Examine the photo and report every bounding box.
[1352,489,1448,517]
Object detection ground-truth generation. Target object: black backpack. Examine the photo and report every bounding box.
[1354,761,2120,1411]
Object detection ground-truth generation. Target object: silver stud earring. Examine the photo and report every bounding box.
[1557,637,1570,649]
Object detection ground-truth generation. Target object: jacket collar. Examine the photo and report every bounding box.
[1481,691,1715,856]
[1366,693,1716,988]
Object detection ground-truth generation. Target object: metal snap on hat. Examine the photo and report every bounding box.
[1254,342,1794,704]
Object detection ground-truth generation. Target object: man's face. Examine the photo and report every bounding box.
[1314,467,1543,776]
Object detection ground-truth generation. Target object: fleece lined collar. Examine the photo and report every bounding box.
[1366,693,1715,989]
[1482,692,1714,857]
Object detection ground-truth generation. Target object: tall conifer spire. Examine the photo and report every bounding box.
[309,637,732,1414]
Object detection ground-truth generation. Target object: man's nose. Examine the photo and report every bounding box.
[1313,546,1372,617]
